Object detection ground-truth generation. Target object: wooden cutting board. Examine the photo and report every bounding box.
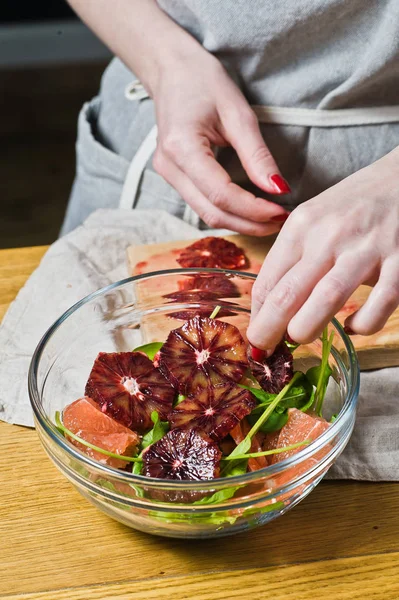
[127,234,399,371]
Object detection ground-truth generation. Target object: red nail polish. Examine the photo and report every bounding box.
[270,174,291,194]
[344,325,355,335]
[271,213,289,223]
[251,346,266,362]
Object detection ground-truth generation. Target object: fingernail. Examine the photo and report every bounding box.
[344,325,355,335]
[271,212,289,223]
[251,346,266,362]
[270,174,291,194]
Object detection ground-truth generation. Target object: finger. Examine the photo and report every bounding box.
[345,257,399,335]
[161,133,289,222]
[288,252,378,344]
[154,153,284,237]
[247,256,333,351]
[222,107,291,195]
[251,214,303,320]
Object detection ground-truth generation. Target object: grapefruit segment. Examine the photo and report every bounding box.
[63,396,139,468]
[270,409,331,501]
[271,408,330,464]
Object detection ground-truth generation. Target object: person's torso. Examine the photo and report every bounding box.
[157,0,399,109]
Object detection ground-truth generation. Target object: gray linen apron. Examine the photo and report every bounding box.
[60,0,399,235]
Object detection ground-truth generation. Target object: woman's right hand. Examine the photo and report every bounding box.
[152,52,290,235]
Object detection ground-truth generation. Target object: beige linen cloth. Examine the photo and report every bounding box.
[0,208,398,480]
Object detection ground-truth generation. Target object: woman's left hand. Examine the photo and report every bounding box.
[247,147,399,352]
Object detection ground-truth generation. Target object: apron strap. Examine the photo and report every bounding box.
[118,123,200,226]
[120,83,399,213]
[253,105,399,127]
[119,125,158,210]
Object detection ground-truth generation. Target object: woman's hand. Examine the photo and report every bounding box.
[67,0,289,234]
[152,52,290,235]
[247,148,399,351]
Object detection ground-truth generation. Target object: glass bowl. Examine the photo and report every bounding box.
[29,269,359,539]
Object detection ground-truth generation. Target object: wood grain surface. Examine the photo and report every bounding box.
[1,246,399,600]
[127,234,399,371]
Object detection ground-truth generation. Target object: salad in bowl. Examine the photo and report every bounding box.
[29,259,359,538]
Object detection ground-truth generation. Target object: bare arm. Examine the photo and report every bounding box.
[66,0,203,97]
[67,0,290,235]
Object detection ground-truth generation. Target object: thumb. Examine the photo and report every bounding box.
[222,108,291,195]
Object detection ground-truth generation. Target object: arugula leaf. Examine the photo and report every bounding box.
[195,460,248,505]
[225,436,252,464]
[223,372,302,476]
[141,411,169,450]
[193,487,238,505]
[95,479,133,510]
[242,501,285,519]
[129,411,168,487]
[175,394,186,406]
[209,305,221,319]
[242,379,311,410]
[222,440,310,461]
[310,328,335,416]
[149,509,237,526]
[246,371,302,438]
[132,461,143,475]
[299,387,316,413]
[55,411,141,463]
[133,342,163,360]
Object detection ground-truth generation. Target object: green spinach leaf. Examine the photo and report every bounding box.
[248,409,289,433]
[141,411,169,450]
[175,394,186,406]
[132,342,163,360]
[195,460,248,505]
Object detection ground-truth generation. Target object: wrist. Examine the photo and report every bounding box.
[146,41,219,99]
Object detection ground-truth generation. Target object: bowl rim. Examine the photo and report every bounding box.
[28,268,360,490]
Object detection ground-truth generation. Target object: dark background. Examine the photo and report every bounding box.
[0,2,110,248]
[1,1,75,22]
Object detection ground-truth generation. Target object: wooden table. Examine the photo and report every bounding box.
[1,246,399,600]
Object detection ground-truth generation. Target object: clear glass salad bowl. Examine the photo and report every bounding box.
[29,269,360,539]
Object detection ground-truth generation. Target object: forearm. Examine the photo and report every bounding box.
[66,0,205,96]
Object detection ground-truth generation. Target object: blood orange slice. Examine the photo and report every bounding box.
[63,396,139,468]
[159,316,248,394]
[85,352,175,432]
[176,237,247,269]
[142,428,221,481]
[249,342,293,393]
[164,290,236,321]
[169,384,255,441]
[177,273,240,298]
